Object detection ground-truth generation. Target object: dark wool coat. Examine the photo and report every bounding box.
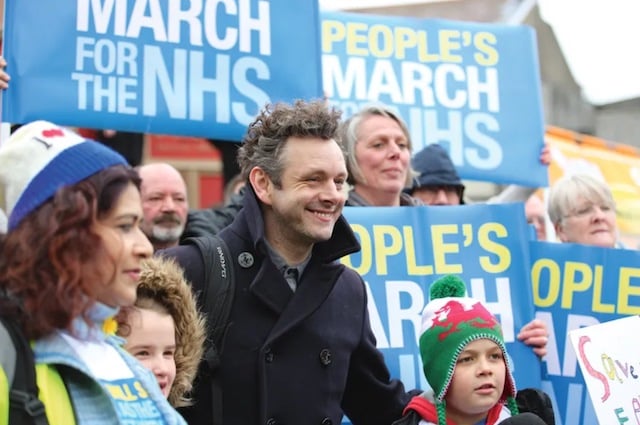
[164,187,410,425]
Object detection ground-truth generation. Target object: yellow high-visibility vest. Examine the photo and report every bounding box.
[0,363,75,425]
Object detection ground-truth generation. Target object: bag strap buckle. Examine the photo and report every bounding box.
[10,389,47,417]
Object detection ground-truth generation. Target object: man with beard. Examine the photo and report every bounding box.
[138,163,188,251]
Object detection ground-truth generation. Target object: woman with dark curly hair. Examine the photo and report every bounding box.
[0,121,186,424]
[116,256,206,408]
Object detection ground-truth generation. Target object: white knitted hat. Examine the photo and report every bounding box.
[0,121,127,231]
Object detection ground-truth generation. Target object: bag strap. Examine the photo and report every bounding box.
[184,235,235,425]
[0,317,49,425]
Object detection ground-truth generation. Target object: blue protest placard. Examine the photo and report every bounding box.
[322,11,547,187]
[2,0,323,140]
[530,241,640,425]
[342,203,541,397]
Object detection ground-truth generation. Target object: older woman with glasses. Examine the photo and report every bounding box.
[548,173,620,248]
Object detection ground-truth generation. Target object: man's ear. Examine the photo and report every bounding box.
[249,167,273,206]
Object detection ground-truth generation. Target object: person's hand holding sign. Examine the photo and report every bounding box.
[518,318,548,358]
[0,56,10,89]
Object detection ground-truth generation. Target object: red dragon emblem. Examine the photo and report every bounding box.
[430,300,499,341]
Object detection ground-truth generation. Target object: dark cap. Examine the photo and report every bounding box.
[409,144,465,197]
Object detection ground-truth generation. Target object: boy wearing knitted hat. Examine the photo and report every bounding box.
[394,275,519,425]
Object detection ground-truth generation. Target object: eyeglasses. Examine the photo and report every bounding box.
[564,203,614,219]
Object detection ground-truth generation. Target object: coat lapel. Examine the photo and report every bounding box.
[249,257,293,315]
[263,262,341,344]
[235,187,358,343]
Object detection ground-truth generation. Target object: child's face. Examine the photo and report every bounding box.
[123,308,177,398]
[445,339,506,425]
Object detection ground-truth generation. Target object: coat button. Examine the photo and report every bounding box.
[319,348,332,366]
[265,347,274,363]
[321,418,333,425]
[266,418,277,425]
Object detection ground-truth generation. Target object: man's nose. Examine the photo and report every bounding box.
[161,196,175,211]
[320,181,345,204]
[434,189,449,204]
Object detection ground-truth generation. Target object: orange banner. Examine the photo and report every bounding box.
[546,127,640,245]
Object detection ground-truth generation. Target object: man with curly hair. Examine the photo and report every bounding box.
[162,99,411,425]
